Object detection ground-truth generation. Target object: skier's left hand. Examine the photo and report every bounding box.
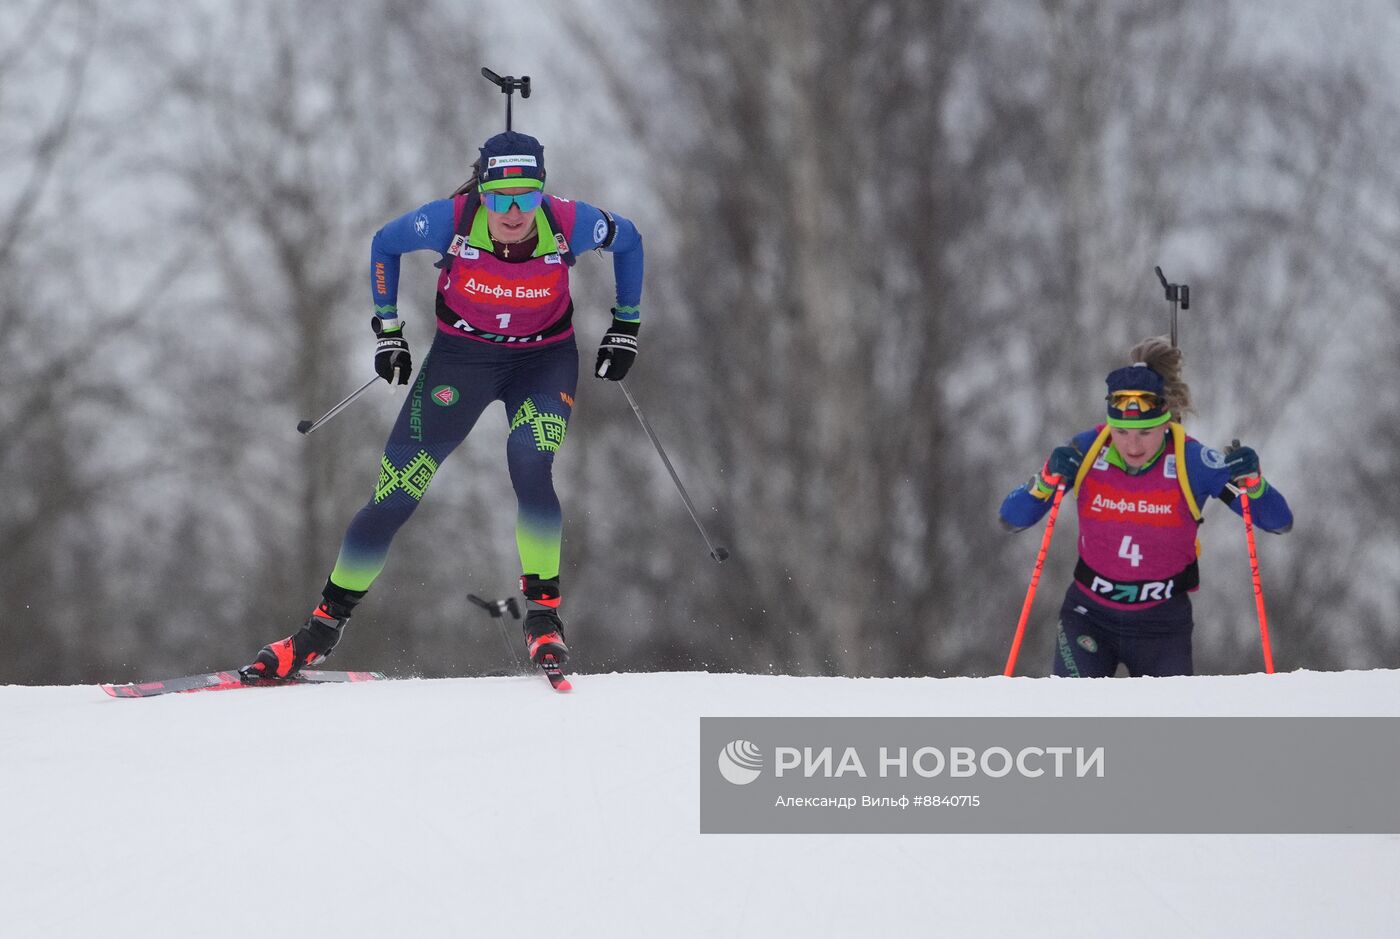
[1223,442,1260,482]
[595,312,639,381]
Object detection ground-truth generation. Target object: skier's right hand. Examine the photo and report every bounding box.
[1034,445,1082,496]
[372,316,412,385]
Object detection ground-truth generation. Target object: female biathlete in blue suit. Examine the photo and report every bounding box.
[1000,337,1292,677]
[242,131,644,679]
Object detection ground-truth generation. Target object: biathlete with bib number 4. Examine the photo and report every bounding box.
[999,337,1293,677]
[241,130,643,682]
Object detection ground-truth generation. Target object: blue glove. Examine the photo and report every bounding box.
[1223,441,1268,499]
[1033,445,1082,497]
[1223,442,1260,481]
[1047,446,1083,479]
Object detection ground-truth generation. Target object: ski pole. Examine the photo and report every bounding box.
[296,375,380,435]
[468,593,526,673]
[1003,482,1067,676]
[616,380,730,563]
[1235,476,1276,674]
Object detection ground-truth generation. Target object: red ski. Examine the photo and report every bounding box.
[101,669,385,698]
[539,654,572,693]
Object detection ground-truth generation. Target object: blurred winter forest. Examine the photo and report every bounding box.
[4,0,1399,685]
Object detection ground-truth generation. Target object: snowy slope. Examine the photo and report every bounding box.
[2,670,1397,938]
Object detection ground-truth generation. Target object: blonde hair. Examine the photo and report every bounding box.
[1128,336,1194,420]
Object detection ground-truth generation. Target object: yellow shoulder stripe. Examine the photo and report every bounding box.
[1072,426,1112,497]
[1171,422,1203,522]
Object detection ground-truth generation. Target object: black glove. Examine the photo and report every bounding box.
[1223,441,1260,482]
[595,313,639,381]
[372,316,412,385]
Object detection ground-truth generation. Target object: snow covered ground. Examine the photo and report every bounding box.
[2,669,1397,938]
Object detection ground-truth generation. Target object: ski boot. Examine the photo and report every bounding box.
[239,583,363,681]
[521,574,568,667]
